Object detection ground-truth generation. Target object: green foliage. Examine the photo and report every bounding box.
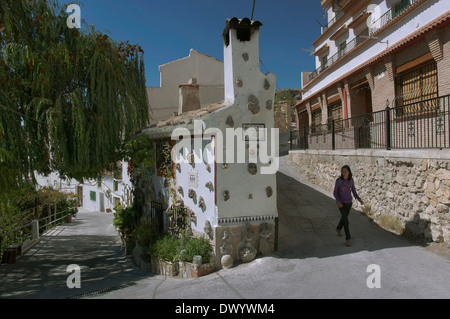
[123,135,155,171]
[136,216,162,249]
[149,234,181,263]
[0,186,78,234]
[274,89,301,106]
[0,185,78,257]
[42,187,78,217]
[160,141,173,179]
[0,0,150,198]
[149,234,212,264]
[113,205,137,241]
[180,237,212,263]
[166,206,189,238]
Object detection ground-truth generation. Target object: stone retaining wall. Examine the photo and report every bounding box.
[288,150,450,244]
[131,241,215,278]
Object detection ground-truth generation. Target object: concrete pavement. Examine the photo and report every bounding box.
[1,155,449,299]
[0,209,148,299]
[92,157,450,299]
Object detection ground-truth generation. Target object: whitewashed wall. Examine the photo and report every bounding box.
[205,27,278,221]
[35,159,131,212]
[176,137,216,233]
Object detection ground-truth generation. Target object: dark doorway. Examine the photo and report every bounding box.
[351,85,373,148]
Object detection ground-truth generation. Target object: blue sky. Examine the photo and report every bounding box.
[60,0,326,89]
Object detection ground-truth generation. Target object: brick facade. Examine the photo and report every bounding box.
[296,13,450,131]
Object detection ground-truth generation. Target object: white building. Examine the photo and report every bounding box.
[35,161,133,212]
[135,18,278,269]
[147,49,224,122]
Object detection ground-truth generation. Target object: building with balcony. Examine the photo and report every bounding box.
[294,0,450,150]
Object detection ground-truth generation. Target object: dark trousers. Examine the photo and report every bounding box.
[337,202,352,240]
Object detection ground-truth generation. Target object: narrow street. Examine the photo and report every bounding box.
[1,156,449,299]
[0,209,147,299]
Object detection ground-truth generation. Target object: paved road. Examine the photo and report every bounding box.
[1,156,450,299]
[0,209,147,299]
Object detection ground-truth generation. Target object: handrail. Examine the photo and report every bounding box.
[0,222,33,238]
[322,11,344,33]
[0,208,76,259]
[290,94,449,150]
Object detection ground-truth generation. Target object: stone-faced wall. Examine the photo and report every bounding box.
[213,221,276,269]
[288,149,450,244]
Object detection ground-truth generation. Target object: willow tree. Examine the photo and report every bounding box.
[0,0,150,197]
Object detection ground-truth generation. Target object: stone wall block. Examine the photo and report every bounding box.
[288,152,450,244]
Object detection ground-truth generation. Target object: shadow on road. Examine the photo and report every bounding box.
[0,229,150,299]
[275,171,415,259]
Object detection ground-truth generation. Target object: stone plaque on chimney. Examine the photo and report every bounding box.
[187,170,198,188]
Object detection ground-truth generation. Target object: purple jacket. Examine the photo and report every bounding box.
[333,178,361,204]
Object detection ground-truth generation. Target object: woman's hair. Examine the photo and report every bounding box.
[340,165,353,180]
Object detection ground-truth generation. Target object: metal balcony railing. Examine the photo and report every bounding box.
[307,0,419,85]
[290,95,450,151]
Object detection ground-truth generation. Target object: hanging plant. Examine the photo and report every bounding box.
[0,0,150,198]
[123,135,156,177]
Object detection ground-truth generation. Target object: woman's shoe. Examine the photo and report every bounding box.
[336,228,343,237]
[346,239,352,247]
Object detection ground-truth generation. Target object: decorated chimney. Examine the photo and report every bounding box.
[210,18,278,268]
[138,17,278,272]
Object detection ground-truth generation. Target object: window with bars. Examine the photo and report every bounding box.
[395,61,438,115]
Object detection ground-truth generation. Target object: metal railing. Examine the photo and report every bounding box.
[321,11,344,34]
[150,201,164,233]
[0,208,75,261]
[38,209,74,235]
[167,205,188,237]
[0,223,33,252]
[290,95,450,151]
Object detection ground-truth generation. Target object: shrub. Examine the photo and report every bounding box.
[0,186,78,257]
[180,237,212,263]
[149,234,181,263]
[113,205,137,241]
[149,234,213,264]
[136,216,162,249]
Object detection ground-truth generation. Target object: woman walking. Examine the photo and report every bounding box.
[333,165,364,246]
